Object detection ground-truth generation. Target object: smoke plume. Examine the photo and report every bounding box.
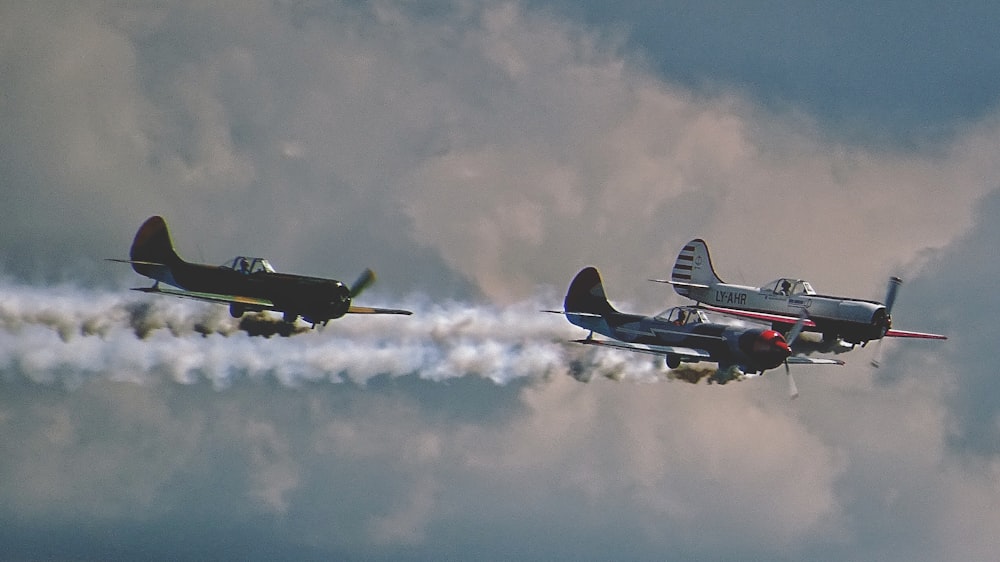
[0,282,631,388]
[0,282,857,390]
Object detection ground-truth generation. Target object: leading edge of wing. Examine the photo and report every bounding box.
[133,285,274,309]
[347,305,413,315]
[701,304,818,327]
[571,338,712,360]
[884,328,948,340]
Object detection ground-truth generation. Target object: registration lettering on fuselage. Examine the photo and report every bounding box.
[714,290,747,306]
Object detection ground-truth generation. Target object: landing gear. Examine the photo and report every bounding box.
[229,303,245,318]
[301,315,324,329]
[283,312,298,324]
[665,354,681,369]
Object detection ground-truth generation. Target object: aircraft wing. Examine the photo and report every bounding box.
[700,304,819,327]
[347,305,413,315]
[133,285,274,310]
[884,329,947,340]
[571,338,713,360]
[135,286,412,315]
[703,304,945,340]
[786,355,845,366]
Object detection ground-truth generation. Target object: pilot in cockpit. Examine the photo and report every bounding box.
[239,258,250,274]
[674,309,688,326]
[779,279,792,295]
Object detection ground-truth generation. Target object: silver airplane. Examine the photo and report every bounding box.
[655,239,947,357]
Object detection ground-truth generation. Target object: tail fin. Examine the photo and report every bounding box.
[671,239,723,297]
[129,216,183,274]
[564,267,618,316]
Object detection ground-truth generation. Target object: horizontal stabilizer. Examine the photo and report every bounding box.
[107,258,169,267]
[347,305,413,315]
[649,278,711,289]
[542,310,603,318]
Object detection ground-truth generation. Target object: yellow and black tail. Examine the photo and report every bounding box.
[126,216,185,283]
[129,216,181,266]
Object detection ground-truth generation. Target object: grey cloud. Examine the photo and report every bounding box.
[0,374,845,560]
[886,187,1000,457]
[0,1,476,297]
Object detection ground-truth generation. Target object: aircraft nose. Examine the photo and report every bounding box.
[336,284,351,304]
[768,333,791,357]
[324,283,353,317]
[872,307,892,336]
[755,330,792,369]
[773,335,790,352]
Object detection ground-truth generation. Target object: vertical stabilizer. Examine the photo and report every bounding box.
[671,239,724,297]
[129,216,183,276]
[564,267,618,316]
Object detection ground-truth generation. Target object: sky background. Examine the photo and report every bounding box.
[1,1,999,560]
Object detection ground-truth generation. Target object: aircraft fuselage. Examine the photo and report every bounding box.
[568,309,792,373]
[684,283,888,344]
[669,239,896,344]
[123,216,359,324]
[152,261,352,323]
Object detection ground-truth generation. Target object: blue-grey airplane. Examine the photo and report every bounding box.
[549,267,842,397]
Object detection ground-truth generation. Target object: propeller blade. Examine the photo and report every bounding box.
[785,309,809,347]
[884,276,902,314]
[785,361,799,399]
[350,268,376,297]
[869,277,901,368]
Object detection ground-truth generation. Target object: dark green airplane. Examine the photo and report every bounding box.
[110,216,412,326]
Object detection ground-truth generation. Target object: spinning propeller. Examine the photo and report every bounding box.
[783,309,809,399]
[870,276,902,369]
[349,268,377,299]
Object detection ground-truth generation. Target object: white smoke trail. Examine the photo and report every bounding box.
[0,281,690,389]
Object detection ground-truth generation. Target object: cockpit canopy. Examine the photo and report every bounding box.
[222,256,275,275]
[764,278,815,296]
[655,307,709,325]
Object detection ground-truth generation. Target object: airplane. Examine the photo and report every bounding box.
[655,239,946,357]
[109,216,412,326]
[548,266,842,396]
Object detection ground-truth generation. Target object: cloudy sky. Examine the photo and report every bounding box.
[2,1,999,559]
